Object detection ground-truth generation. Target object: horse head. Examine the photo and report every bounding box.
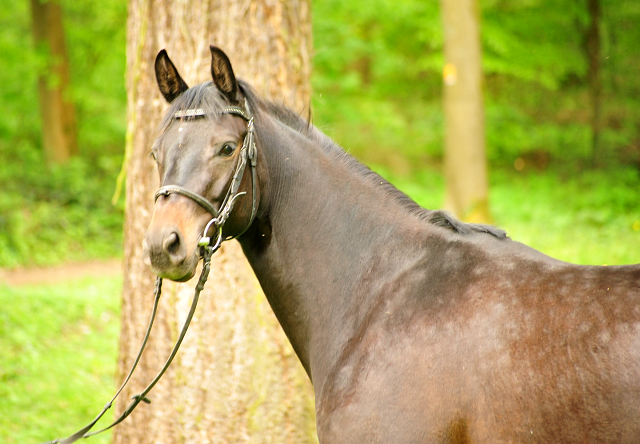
[143,46,259,281]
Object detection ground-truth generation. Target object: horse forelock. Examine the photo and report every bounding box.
[158,81,229,132]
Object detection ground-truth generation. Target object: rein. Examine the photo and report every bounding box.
[42,250,214,444]
[41,103,257,444]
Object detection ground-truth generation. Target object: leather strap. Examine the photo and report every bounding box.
[155,185,219,218]
[41,245,217,444]
[159,103,258,243]
[41,102,256,444]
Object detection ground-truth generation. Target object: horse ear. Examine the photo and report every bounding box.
[210,46,239,104]
[155,49,189,103]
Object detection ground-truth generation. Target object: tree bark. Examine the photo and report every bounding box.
[441,0,490,222]
[30,0,78,164]
[115,1,315,443]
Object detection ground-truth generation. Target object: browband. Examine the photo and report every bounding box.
[173,105,251,122]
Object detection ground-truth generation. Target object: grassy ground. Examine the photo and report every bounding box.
[489,169,640,266]
[1,168,638,442]
[0,277,121,443]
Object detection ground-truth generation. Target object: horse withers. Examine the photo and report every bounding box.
[143,46,640,443]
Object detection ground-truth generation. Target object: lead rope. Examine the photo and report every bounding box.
[41,244,217,444]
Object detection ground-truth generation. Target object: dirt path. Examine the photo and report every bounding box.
[0,258,122,287]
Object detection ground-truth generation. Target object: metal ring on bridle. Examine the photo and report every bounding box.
[198,220,223,251]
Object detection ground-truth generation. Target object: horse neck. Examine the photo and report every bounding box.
[239,113,426,386]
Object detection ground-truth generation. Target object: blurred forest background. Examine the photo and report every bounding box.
[2,1,640,442]
[1,0,639,267]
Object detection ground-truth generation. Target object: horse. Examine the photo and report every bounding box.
[144,46,640,443]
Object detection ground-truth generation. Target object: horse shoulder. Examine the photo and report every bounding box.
[316,231,640,443]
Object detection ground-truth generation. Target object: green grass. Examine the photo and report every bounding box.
[490,169,640,266]
[0,277,121,443]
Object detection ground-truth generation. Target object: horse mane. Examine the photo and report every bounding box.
[166,80,506,239]
[239,82,506,239]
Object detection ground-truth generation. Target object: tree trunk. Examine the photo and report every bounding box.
[114,1,315,443]
[441,0,490,223]
[30,0,78,164]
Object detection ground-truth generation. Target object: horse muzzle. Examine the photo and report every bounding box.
[144,195,208,282]
[143,225,199,282]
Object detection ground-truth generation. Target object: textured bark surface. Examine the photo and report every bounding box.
[441,0,490,223]
[115,1,315,443]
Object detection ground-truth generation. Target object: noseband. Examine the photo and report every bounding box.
[154,101,258,251]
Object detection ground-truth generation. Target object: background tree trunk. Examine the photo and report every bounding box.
[441,0,490,222]
[114,1,315,443]
[30,0,78,164]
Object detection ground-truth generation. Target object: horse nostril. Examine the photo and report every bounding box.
[163,232,180,254]
[162,231,186,265]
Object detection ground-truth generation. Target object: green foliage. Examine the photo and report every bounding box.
[0,1,40,148]
[313,0,442,96]
[482,0,588,90]
[64,0,128,157]
[490,168,640,265]
[0,0,126,267]
[312,0,444,166]
[312,0,640,170]
[0,150,124,267]
[1,0,639,267]
[481,0,640,167]
[0,277,121,443]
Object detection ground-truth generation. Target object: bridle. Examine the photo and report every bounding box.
[155,101,259,251]
[42,102,258,444]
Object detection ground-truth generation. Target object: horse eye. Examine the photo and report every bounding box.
[149,151,157,161]
[220,143,236,156]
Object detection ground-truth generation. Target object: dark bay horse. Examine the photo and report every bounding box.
[144,46,640,443]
